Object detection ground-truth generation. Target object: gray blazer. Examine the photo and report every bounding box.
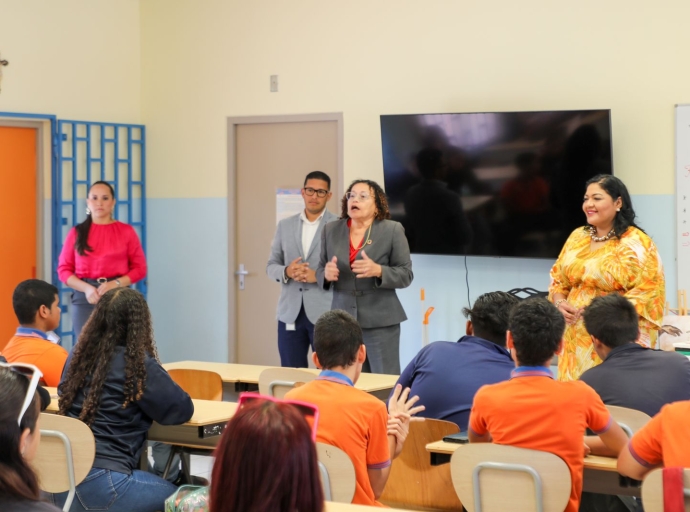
[267,210,337,324]
[317,219,413,329]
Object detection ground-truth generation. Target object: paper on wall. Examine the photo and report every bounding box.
[276,188,303,225]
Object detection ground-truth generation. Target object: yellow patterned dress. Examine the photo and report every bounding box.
[548,226,665,381]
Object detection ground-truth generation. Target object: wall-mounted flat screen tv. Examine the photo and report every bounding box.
[380,109,613,259]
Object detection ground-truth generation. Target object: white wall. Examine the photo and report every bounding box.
[0,0,141,123]
[140,1,688,363]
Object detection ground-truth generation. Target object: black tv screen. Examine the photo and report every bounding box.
[381,109,613,259]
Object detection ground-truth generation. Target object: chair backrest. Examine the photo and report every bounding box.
[168,368,223,401]
[605,405,651,437]
[316,442,356,504]
[641,468,690,512]
[258,367,316,398]
[34,413,96,511]
[380,418,463,510]
[450,444,571,512]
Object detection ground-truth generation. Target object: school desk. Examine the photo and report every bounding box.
[425,440,641,498]
[162,361,398,400]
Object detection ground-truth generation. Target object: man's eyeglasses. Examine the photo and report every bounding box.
[304,187,329,198]
[0,362,43,427]
[346,191,372,201]
[237,392,320,441]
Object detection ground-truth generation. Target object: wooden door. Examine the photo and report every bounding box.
[232,119,340,364]
[0,127,37,349]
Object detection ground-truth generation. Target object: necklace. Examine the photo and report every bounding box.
[351,222,373,251]
[588,225,615,242]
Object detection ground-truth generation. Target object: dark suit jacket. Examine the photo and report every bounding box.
[316,219,413,328]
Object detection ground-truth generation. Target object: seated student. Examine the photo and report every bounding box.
[580,293,690,418]
[285,310,423,507]
[1,280,68,387]
[166,394,325,512]
[51,288,194,512]
[617,400,690,480]
[0,362,61,511]
[468,298,628,512]
[393,291,518,428]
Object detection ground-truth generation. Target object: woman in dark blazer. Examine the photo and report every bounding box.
[317,179,413,374]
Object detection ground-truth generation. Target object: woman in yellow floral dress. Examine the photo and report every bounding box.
[549,174,665,381]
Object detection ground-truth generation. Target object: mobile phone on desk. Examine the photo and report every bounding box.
[443,432,469,444]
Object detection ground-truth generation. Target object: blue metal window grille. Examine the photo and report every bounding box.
[54,120,146,348]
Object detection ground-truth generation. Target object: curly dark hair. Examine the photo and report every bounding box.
[58,288,158,426]
[462,291,519,346]
[584,174,643,238]
[509,298,565,367]
[340,179,391,221]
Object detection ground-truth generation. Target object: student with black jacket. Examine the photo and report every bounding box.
[51,288,193,512]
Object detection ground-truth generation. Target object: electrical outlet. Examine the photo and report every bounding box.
[270,75,278,92]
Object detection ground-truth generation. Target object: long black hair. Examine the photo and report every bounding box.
[0,368,42,501]
[585,174,643,238]
[75,181,116,256]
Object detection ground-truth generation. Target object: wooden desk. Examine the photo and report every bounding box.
[426,440,641,497]
[163,361,398,400]
[44,387,236,450]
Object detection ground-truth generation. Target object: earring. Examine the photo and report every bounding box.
[86,207,91,216]
[616,208,620,212]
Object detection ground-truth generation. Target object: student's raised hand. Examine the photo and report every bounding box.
[387,415,410,446]
[325,256,339,282]
[351,250,382,278]
[388,384,425,423]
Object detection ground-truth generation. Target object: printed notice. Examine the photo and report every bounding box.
[276,189,303,225]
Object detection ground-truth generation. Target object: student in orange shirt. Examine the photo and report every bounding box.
[617,400,690,480]
[286,309,424,507]
[468,298,628,512]
[1,280,67,387]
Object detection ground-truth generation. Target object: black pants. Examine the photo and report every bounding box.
[70,290,95,343]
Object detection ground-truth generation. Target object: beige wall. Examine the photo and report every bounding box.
[140,0,690,199]
[0,0,141,123]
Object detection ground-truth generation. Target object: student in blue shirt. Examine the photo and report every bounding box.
[391,291,519,429]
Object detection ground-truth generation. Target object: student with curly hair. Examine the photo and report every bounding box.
[318,179,413,374]
[52,288,193,512]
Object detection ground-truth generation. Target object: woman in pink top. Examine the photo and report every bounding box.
[57,181,147,342]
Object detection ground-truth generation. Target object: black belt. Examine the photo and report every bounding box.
[81,277,118,286]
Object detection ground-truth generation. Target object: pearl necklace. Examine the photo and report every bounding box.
[588,225,615,242]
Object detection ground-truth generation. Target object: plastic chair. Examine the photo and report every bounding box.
[380,418,463,510]
[35,413,96,512]
[641,468,690,512]
[258,367,316,398]
[605,405,651,437]
[450,443,571,512]
[316,442,356,503]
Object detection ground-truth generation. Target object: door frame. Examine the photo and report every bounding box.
[226,112,344,363]
[0,113,55,281]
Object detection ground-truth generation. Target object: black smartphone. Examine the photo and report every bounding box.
[443,432,469,444]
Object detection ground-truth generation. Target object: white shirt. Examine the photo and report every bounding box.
[300,209,326,258]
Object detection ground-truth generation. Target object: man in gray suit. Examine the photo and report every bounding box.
[267,171,338,367]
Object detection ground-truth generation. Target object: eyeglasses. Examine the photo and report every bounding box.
[237,392,320,441]
[0,362,43,427]
[346,191,372,201]
[304,187,329,198]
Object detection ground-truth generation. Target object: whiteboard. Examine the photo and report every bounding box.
[676,105,690,296]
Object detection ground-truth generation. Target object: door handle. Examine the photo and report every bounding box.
[235,264,249,290]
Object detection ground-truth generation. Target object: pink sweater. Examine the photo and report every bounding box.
[57,222,147,284]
